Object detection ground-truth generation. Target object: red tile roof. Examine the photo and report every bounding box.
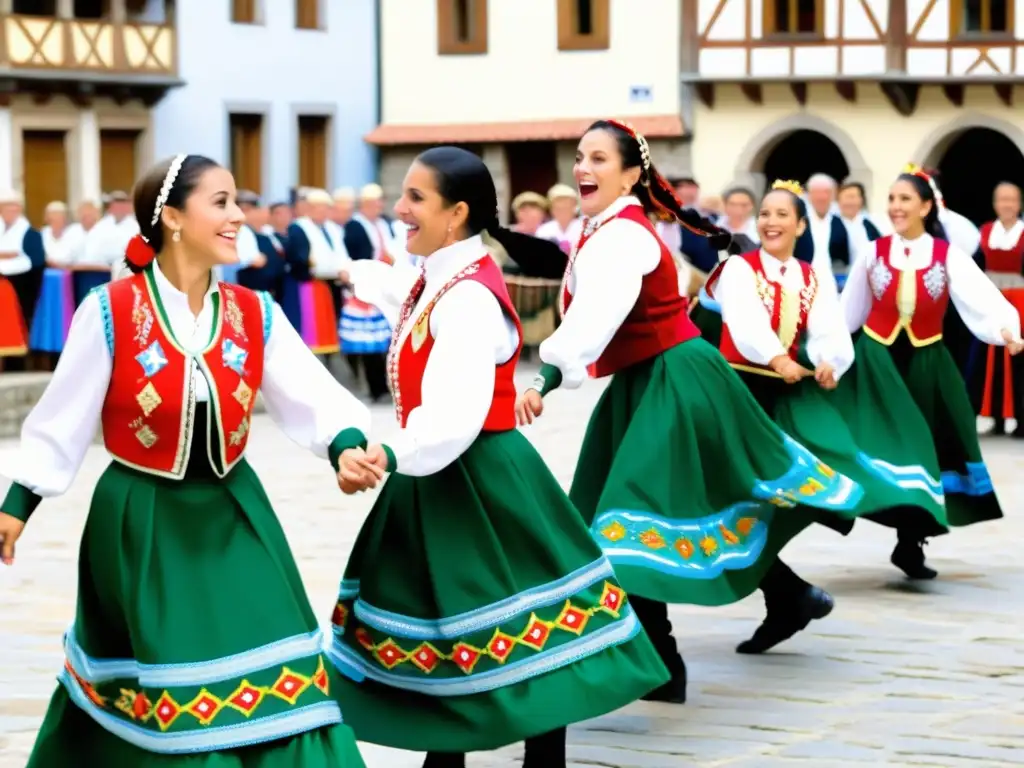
[365,114,686,146]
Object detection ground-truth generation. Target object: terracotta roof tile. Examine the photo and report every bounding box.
[365,115,686,146]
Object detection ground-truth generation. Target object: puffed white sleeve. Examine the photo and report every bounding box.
[716,257,786,365]
[0,291,112,521]
[840,247,874,333]
[946,245,1022,345]
[806,272,855,378]
[349,259,421,328]
[537,219,660,390]
[257,294,371,466]
[382,281,513,477]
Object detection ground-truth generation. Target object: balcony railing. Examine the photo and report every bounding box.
[0,14,176,78]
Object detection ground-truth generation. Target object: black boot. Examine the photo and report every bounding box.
[422,752,465,768]
[523,727,567,768]
[631,595,687,703]
[737,559,834,655]
[891,536,937,579]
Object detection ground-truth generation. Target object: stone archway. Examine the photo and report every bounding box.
[730,113,872,198]
[913,113,1024,169]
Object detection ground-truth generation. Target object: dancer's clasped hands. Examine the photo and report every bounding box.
[337,447,386,494]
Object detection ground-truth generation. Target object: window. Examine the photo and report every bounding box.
[557,0,610,51]
[296,0,319,30]
[232,0,257,24]
[437,0,488,55]
[953,0,1011,34]
[229,113,264,194]
[298,115,329,189]
[12,0,57,14]
[100,130,139,195]
[764,0,823,35]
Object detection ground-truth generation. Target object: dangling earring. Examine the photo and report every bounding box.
[172,230,181,243]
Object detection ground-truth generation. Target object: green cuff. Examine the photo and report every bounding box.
[381,444,397,473]
[2,482,42,523]
[530,363,563,396]
[328,428,368,471]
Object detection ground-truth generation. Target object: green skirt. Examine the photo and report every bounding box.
[569,337,863,608]
[689,289,723,345]
[831,332,1003,530]
[328,429,668,753]
[739,371,947,535]
[27,458,364,767]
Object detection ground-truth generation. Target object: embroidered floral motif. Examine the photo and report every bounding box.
[229,417,249,447]
[221,339,248,376]
[869,259,893,300]
[604,514,761,557]
[135,340,168,378]
[232,380,253,412]
[135,425,159,449]
[221,286,248,342]
[336,582,627,676]
[799,270,818,315]
[753,272,776,313]
[131,284,155,348]
[135,382,163,417]
[923,262,947,300]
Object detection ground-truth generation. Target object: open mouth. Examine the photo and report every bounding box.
[763,229,781,239]
[218,231,237,244]
[578,182,598,198]
[405,224,420,242]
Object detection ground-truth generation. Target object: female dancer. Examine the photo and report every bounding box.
[0,155,377,767]
[704,180,946,652]
[516,120,863,701]
[836,166,1022,579]
[328,146,668,768]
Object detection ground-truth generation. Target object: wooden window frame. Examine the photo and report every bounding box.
[762,0,825,38]
[228,113,264,195]
[949,0,1014,37]
[231,0,258,24]
[437,0,488,55]
[296,0,321,31]
[557,0,610,51]
[297,114,330,190]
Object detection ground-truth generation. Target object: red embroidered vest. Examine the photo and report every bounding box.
[393,256,521,431]
[863,235,949,347]
[101,271,266,479]
[979,221,1024,275]
[715,251,817,376]
[562,204,699,378]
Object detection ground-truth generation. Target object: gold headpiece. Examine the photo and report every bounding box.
[903,162,923,175]
[771,179,803,196]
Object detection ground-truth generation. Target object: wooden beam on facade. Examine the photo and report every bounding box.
[790,82,808,105]
[941,83,964,107]
[880,81,919,116]
[739,82,762,104]
[994,83,1013,107]
[835,81,857,102]
[694,82,715,108]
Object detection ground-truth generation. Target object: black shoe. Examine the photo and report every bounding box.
[641,658,687,703]
[891,539,938,580]
[422,753,465,768]
[736,586,834,655]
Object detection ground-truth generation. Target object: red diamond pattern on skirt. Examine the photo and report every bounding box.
[332,602,349,627]
[556,603,590,636]
[374,641,408,670]
[270,668,311,706]
[410,643,442,673]
[519,617,551,650]
[153,692,182,731]
[487,631,516,663]
[600,583,625,617]
[227,682,264,716]
[451,643,483,674]
[185,689,223,726]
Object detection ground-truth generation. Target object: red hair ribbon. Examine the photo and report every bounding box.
[125,234,156,269]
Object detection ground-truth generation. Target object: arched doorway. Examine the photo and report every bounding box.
[936,128,1024,225]
[762,130,850,188]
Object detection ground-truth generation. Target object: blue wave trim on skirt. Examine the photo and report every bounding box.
[340,309,391,355]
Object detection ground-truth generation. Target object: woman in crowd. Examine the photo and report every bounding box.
[0,154,377,767]
[516,120,862,701]
[705,180,945,652]
[328,146,668,768]
[836,166,1023,579]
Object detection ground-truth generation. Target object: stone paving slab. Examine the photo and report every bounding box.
[0,369,1021,767]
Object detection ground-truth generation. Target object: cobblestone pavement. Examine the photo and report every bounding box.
[1,370,1022,767]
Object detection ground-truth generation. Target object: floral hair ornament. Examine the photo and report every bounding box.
[902,162,944,208]
[771,179,804,196]
[124,153,188,269]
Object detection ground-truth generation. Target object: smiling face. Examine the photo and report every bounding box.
[994,182,1021,223]
[757,190,806,258]
[162,166,243,266]
[574,128,641,218]
[393,160,469,257]
[837,186,864,220]
[724,191,753,225]
[887,179,931,238]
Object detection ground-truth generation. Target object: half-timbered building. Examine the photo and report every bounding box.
[685,0,1024,222]
[0,0,177,227]
[371,0,688,220]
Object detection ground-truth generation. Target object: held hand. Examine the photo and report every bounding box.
[1001,328,1024,356]
[363,444,390,472]
[337,448,385,494]
[339,270,351,285]
[515,389,544,426]
[770,355,813,385]
[0,512,26,565]
[814,363,838,390]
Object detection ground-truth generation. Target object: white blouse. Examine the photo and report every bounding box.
[355,236,518,477]
[539,196,661,388]
[42,225,86,268]
[986,218,1024,251]
[841,233,1021,346]
[717,251,854,379]
[0,260,370,500]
